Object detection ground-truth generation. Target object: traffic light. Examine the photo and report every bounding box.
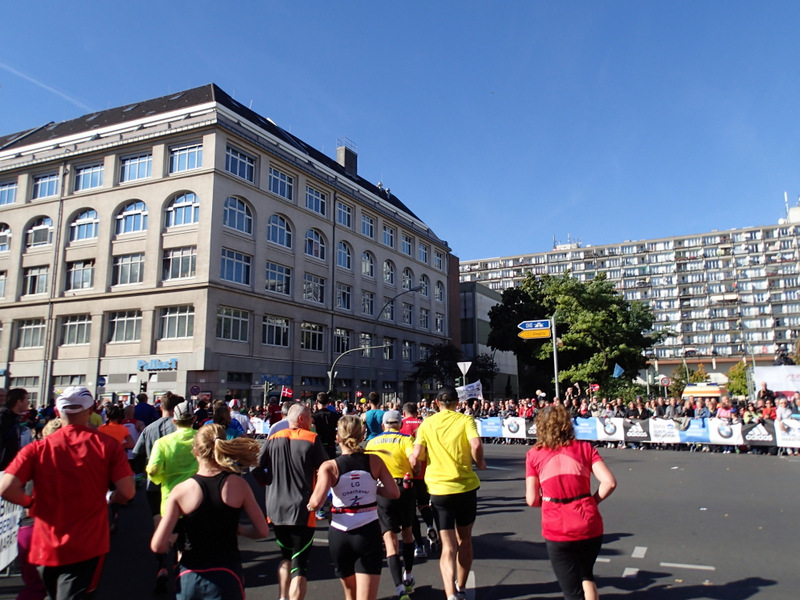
[139,381,147,393]
[267,382,274,393]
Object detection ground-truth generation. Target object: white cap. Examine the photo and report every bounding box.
[56,386,95,414]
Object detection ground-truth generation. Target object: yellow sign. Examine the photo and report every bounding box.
[518,329,551,339]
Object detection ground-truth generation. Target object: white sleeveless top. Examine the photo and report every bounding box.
[330,453,379,531]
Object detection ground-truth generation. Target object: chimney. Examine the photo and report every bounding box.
[336,137,358,177]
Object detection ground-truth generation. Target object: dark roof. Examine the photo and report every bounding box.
[0,84,420,221]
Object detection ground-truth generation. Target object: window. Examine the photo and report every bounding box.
[269,167,293,200]
[435,313,445,333]
[336,283,352,310]
[402,340,413,362]
[225,146,255,182]
[157,305,194,339]
[223,197,253,234]
[402,267,414,290]
[402,302,413,325]
[434,250,444,270]
[120,153,152,182]
[418,243,429,263]
[53,375,85,388]
[61,315,91,345]
[74,164,104,191]
[383,297,395,321]
[337,241,352,269]
[0,182,17,205]
[435,281,445,302]
[0,271,5,298]
[220,248,251,285]
[113,253,144,285]
[361,291,375,316]
[69,209,98,241]
[17,319,45,348]
[334,328,350,353]
[383,338,395,360]
[65,260,94,290]
[216,307,248,342]
[360,332,374,357]
[108,310,142,342]
[384,260,395,285]
[362,251,375,277]
[337,201,352,228]
[263,315,290,347]
[26,217,53,248]
[32,173,58,199]
[267,215,292,248]
[362,215,375,238]
[165,192,199,227]
[303,273,325,303]
[260,261,290,298]
[169,143,202,173]
[420,308,430,329]
[0,224,9,252]
[419,275,429,296]
[305,229,326,260]
[116,201,148,234]
[305,186,327,216]
[163,247,197,281]
[23,266,48,295]
[401,234,413,256]
[383,225,395,248]
[300,322,324,351]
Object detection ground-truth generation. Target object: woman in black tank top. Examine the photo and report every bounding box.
[151,424,268,600]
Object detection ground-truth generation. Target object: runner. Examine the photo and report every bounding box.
[400,402,438,557]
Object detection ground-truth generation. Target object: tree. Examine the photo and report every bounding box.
[471,353,500,396]
[727,360,749,397]
[489,272,661,397]
[668,364,692,398]
[691,363,709,383]
[409,342,462,388]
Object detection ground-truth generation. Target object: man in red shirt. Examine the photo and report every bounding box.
[0,386,134,600]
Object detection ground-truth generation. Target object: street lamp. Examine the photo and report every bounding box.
[368,285,423,395]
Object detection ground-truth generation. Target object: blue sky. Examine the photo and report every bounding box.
[2,1,799,260]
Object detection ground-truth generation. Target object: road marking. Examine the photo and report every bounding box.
[485,465,512,470]
[660,562,716,571]
[596,557,611,563]
[631,546,647,559]
[465,570,476,600]
[622,567,639,578]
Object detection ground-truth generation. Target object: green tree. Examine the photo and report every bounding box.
[409,342,462,388]
[727,360,749,397]
[668,364,692,397]
[691,363,708,383]
[471,353,500,395]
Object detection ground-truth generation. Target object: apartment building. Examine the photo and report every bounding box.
[460,211,800,367]
[0,84,453,405]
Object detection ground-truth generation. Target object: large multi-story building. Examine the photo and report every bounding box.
[460,211,800,375]
[0,84,453,405]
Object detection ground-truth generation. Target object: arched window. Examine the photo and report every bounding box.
[26,217,53,248]
[165,192,199,227]
[384,260,395,285]
[70,209,98,242]
[223,197,253,235]
[362,251,375,278]
[337,241,352,270]
[116,201,148,235]
[305,229,326,260]
[0,224,10,252]
[402,267,414,290]
[435,281,445,302]
[419,274,430,297]
[267,215,292,248]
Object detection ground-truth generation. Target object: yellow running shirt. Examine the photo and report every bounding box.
[415,410,480,496]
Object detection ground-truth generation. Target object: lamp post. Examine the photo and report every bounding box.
[328,343,389,396]
[369,285,423,395]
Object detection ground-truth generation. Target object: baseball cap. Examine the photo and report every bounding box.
[56,386,95,414]
[173,400,195,421]
[382,410,402,425]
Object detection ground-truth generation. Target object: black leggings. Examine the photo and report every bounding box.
[545,536,602,600]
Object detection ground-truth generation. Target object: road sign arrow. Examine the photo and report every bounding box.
[518,329,551,340]
[518,319,551,331]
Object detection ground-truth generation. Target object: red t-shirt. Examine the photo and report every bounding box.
[6,424,133,566]
[525,440,603,542]
[400,416,422,438]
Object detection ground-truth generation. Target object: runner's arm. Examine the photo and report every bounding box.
[373,455,400,500]
[236,478,269,539]
[592,459,617,504]
[525,475,541,507]
[409,442,426,470]
[470,436,487,470]
[0,473,32,508]
[151,491,181,553]
[307,460,336,511]
[111,474,136,505]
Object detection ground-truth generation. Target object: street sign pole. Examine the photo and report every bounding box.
[552,316,560,400]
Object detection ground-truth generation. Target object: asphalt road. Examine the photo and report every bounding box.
[1,444,796,600]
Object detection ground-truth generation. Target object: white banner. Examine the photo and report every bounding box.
[647,419,683,444]
[775,415,800,448]
[456,381,484,401]
[503,417,527,439]
[250,417,268,435]
[595,418,625,442]
[0,489,22,570]
[707,418,744,446]
[753,366,800,395]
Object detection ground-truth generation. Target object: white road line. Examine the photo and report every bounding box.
[622,567,639,578]
[631,546,647,559]
[596,557,611,563]
[660,562,716,571]
[465,570,476,600]
[485,465,512,470]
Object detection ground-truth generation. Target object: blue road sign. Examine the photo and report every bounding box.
[518,319,551,331]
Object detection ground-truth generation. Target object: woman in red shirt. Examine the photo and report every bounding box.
[526,404,617,600]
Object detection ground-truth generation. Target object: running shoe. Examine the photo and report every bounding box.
[403,573,416,593]
[414,543,427,558]
[396,584,411,600]
[154,568,168,593]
